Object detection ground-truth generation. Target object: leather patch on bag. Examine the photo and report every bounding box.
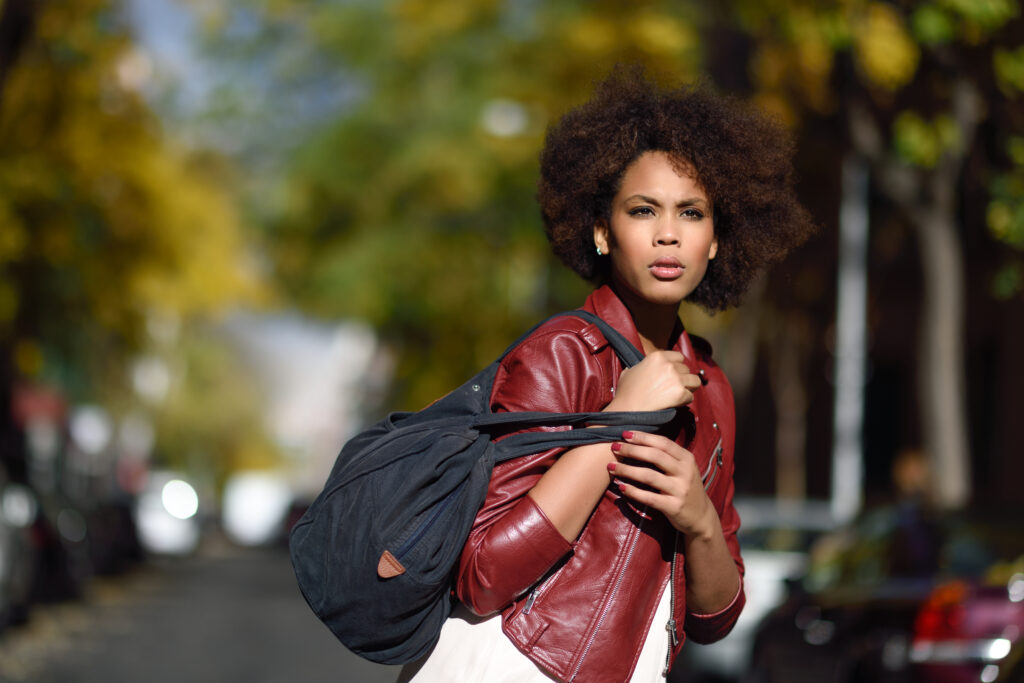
[377,550,406,579]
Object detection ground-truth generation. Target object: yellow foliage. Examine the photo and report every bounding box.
[995,46,1024,95]
[0,206,26,263]
[753,91,798,129]
[13,339,44,377]
[853,3,920,91]
[0,0,262,342]
[939,0,1020,31]
[988,201,1014,240]
[893,111,963,168]
[629,11,697,58]
[567,15,618,54]
[390,0,496,57]
[751,44,789,90]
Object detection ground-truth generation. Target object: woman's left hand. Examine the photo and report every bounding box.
[608,430,714,536]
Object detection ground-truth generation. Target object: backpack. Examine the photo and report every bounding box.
[288,309,675,665]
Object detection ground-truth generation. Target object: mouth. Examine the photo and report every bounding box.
[649,257,684,280]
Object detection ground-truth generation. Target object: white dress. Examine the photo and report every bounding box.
[398,585,672,683]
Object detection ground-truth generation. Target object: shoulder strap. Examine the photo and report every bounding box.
[477,309,675,460]
[494,308,644,368]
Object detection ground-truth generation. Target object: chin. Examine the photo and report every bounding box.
[613,278,694,309]
[639,288,690,308]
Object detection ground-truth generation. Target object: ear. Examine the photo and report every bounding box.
[594,222,610,255]
[708,236,718,260]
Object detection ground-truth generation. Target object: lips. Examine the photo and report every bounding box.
[649,257,683,280]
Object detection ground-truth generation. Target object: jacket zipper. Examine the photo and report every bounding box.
[701,437,724,492]
[569,508,646,682]
[662,537,680,677]
[523,561,569,615]
[570,428,725,679]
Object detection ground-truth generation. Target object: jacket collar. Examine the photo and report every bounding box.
[582,285,698,364]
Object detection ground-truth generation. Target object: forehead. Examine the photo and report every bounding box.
[617,151,706,198]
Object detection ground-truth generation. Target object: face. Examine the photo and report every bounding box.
[594,151,718,309]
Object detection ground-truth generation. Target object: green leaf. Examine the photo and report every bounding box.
[912,5,956,45]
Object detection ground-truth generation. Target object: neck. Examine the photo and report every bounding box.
[609,283,680,354]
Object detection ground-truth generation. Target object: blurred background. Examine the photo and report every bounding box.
[0,0,1022,682]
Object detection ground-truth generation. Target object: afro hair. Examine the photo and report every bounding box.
[537,66,816,312]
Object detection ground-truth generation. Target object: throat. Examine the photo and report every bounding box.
[609,282,682,352]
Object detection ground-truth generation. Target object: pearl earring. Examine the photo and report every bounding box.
[596,246,603,256]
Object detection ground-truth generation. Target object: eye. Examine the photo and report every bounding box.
[681,208,705,220]
[628,206,655,217]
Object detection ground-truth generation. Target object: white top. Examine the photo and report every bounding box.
[398,586,672,683]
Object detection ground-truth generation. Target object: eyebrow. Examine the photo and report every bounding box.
[624,194,710,208]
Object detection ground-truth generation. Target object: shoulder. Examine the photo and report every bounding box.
[493,313,616,413]
[506,313,617,362]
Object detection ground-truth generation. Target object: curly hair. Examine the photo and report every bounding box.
[538,66,816,312]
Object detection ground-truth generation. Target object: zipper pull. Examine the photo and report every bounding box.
[523,589,538,614]
[665,618,679,647]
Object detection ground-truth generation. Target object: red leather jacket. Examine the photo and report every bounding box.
[455,285,745,682]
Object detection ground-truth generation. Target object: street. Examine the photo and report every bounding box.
[0,539,401,683]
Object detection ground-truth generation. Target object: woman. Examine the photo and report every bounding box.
[400,67,815,683]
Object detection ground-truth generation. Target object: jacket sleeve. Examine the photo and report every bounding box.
[684,363,746,643]
[455,328,612,616]
[683,474,746,643]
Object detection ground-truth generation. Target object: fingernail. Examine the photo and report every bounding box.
[611,442,622,452]
[622,431,634,440]
[607,462,617,472]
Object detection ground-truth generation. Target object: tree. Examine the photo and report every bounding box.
[723,0,1024,508]
[193,0,714,409]
[0,0,261,477]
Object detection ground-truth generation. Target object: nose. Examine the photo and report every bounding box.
[654,220,679,246]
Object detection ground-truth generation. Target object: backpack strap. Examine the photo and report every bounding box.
[474,307,655,433]
[480,308,675,463]
[494,309,644,368]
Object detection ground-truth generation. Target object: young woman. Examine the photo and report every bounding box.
[399,68,815,683]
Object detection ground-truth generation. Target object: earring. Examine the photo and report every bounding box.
[596,246,603,256]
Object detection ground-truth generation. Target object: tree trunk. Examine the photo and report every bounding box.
[849,79,979,512]
[831,155,869,522]
[0,0,38,104]
[769,312,810,501]
[910,197,971,509]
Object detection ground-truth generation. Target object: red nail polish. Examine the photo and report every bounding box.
[611,442,622,452]
[622,431,634,440]
[607,462,616,471]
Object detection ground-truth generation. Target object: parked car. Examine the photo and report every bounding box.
[133,470,203,556]
[746,503,1024,683]
[910,570,1024,683]
[0,465,38,629]
[677,498,837,681]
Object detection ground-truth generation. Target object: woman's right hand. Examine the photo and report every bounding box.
[605,350,702,412]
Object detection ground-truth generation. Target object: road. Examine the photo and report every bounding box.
[0,539,401,683]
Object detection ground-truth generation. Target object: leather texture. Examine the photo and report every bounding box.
[456,285,746,683]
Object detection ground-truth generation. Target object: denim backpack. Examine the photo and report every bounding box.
[288,309,674,665]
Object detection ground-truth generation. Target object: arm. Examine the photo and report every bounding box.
[455,329,609,615]
[456,328,702,615]
[684,470,746,643]
[608,431,741,615]
[609,361,746,642]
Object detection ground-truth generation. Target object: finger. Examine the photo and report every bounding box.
[682,373,702,391]
[607,460,675,491]
[621,431,692,461]
[654,350,687,364]
[614,480,679,513]
[611,441,680,473]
